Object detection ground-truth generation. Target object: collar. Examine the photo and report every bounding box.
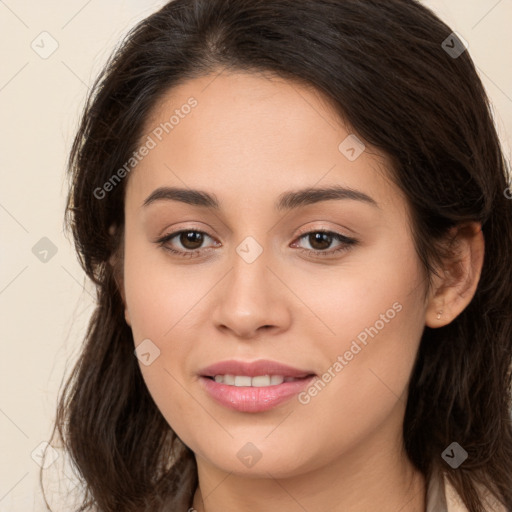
[426,469,450,512]
[426,470,506,512]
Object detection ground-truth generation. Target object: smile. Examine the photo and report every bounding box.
[209,374,302,386]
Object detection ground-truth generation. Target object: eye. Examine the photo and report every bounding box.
[156,229,218,258]
[291,229,358,257]
[155,228,358,259]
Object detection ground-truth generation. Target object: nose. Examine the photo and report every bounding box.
[211,248,292,340]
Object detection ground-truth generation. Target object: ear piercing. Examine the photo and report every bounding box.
[436,310,443,320]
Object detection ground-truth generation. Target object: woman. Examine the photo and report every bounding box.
[45,0,512,511]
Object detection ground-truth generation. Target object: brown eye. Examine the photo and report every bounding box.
[179,231,204,250]
[155,229,219,258]
[307,232,334,251]
[292,229,358,258]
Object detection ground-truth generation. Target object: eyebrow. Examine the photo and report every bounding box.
[142,185,379,211]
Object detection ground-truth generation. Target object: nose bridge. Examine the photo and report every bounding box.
[211,234,289,337]
[227,234,273,309]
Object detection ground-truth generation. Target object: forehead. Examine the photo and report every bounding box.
[126,70,401,214]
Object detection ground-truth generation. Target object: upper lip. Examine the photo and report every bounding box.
[199,359,316,378]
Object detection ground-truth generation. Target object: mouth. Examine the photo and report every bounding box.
[198,360,317,413]
[203,374,311,386]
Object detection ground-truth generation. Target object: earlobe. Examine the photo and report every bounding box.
[425,222,484,328]
[107,239,130,327]
[113,270,130,327]
[125,307,132,327]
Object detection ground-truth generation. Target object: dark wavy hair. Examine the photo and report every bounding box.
[45,0,512,510]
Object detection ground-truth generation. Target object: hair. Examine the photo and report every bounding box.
[45,0,512,510]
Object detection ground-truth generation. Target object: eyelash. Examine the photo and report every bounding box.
[155,227,358,259]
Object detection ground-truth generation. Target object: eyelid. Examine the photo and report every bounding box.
[155,226,218,247]
[293,223,354,239]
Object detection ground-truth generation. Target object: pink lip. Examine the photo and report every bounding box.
[199,376,316,412]
[198,359,316,413]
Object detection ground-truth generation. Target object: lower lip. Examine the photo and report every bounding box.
[199,376,316,413]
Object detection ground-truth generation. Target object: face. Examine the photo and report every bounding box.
[121,70,429,478]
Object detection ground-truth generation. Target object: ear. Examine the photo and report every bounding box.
[109,252,132,327]
[108,224,131,327]
[124,305,132,327]
[425,222,485,328]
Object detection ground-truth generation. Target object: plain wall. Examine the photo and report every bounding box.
[1,1,511,510]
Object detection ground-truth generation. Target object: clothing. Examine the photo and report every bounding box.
[426,469,507,512]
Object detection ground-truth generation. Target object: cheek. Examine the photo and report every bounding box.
[122,234,215,440]
[294,236,426,416]
[290,233,425,359]
[123,228,207,341]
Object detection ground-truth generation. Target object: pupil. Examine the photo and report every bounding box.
[181,231,203,249]
[310,232,332,250]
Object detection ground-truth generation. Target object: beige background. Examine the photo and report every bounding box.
[1,1,511,510]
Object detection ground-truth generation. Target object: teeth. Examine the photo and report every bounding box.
[223,374,235,385]
[253,375,272,387]
[211,374,301,387]
[234,376,252,387]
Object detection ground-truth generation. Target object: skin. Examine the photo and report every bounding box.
[118,69,484,512]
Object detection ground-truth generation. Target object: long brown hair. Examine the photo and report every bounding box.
[45,0,512,510]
